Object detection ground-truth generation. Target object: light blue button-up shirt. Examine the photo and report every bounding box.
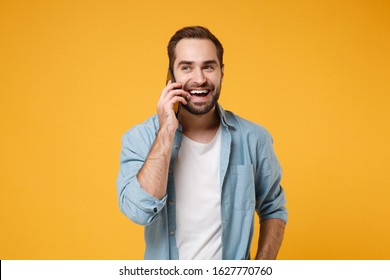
[116,105,287,259]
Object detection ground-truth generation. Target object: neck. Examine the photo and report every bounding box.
[178,105,220,143]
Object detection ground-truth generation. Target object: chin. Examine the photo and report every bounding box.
[184,90,220,115]
[183,100,218,115]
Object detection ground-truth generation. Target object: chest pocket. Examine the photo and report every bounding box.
[226,164,256,210]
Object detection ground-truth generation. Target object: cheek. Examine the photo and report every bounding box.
[211,77,222,87]
[206,73,220,83]
[212,73,222,83]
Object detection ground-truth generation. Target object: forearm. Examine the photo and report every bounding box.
[137,127,175,199]
[255,218,286,260]
[136,79,188,200]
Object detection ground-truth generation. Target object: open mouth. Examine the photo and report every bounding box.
[188,89,210,97]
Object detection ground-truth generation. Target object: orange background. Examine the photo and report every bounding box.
[1,0,389,259]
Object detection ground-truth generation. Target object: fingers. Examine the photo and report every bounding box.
[157,82,188,132]
[160,82,189,104]
[171,95,188,107]
[158,82,189,117]
[163,81,183,96]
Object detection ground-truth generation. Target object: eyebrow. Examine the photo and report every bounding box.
[177,60,218,67]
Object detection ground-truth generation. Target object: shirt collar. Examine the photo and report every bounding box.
[217,103,234,128]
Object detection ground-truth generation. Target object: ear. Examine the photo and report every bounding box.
[221,64,225,81]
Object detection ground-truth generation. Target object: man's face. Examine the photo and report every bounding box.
[173,39,224,115]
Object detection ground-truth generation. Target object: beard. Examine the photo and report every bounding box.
[182,80,221,115]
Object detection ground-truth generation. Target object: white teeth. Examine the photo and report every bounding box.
[190,90,209,95]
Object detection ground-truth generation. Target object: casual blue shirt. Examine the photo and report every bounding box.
[116,105,287,260]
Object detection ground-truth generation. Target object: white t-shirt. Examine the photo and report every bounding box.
[174,126,222,260]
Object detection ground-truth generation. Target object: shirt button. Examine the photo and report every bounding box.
[168,200,174,206]
[170,231,175,236]
[174,145,179,150]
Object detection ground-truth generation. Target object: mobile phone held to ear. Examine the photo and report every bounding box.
[166,67,181,116]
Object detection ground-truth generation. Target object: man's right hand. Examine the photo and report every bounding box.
[157,81,188,134]
[136,81,188,200]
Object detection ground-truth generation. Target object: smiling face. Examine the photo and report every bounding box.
[173,39,224,115]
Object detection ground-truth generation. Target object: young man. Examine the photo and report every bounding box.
[117,26,287,260]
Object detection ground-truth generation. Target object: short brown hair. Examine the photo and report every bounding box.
[167,26,224,70]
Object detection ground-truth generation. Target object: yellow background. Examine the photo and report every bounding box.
[1,0,389,259]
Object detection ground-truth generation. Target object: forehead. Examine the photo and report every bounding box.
[174,39,219,66]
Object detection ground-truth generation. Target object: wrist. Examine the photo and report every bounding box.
[158,124,177,138]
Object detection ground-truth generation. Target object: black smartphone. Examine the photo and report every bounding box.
[166,67,180,115]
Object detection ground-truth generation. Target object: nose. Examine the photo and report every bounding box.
[192,68,206,85]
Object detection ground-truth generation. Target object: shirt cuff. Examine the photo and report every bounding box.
[128,176,167,214]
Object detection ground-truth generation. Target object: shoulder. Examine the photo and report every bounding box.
[223,110,273,144]
[121,115,160,146]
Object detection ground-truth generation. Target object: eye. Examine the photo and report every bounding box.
[204,65,215,71]
[180,65,191,71]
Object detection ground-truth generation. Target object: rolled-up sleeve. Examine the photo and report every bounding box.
[255,133,288,223]
[116,122,167,226]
